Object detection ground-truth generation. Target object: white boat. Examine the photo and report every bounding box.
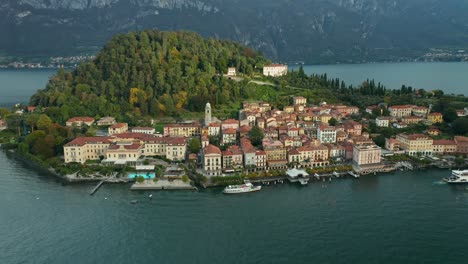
[348,171,360,178]
[443,170,468,184]
[223,181,261,194]
[333,171,340,177]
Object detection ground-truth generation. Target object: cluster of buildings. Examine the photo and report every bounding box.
[60,97,467,176]
[386,134,468,156]
[177,99,382,176]
[368,104,443,128]
[64,133,185,165]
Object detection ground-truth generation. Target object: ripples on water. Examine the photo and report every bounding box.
[1,150,468,264]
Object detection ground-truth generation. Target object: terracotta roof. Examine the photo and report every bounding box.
[428,112,443,116]
[239,125,252,133]
[433,140,456,146]
[223,128,237,134]
[288,148,300,155]
[110,123,127,129]
[65,137,111,147]
[455,136,468,144]
[222,119,239,124]
[108,142,142,150]
[204,144,221,155]
[167,137,186,145]
[255,150,266,155]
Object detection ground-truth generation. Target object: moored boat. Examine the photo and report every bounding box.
[443,170,468,184]
[223,181,261,194]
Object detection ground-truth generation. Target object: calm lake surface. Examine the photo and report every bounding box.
[1,63,468,263]
[292,62,468,95]
[2,151,468,264]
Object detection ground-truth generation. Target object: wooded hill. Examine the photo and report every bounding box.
[30,30,269,122]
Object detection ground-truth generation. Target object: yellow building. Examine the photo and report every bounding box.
[105,142,143,164]
[432,140,457,155]
[396,133,433,156]
[163,123,201,137]
[108,123,128,135]
[389,105,413,118]
[427,112,443,123]
[64,137,111,164]
[293,96,307,106]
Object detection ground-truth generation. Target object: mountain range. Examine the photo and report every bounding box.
[3,0,468,63]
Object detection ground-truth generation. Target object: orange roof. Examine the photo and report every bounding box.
[288,148,300,155]
[204,144,221,155]
[223,128,237,134]
[65,137,111,147]
[108,142,142,150]
[433,140,456,146]
[110,123,127,129]
[222,119,239,124]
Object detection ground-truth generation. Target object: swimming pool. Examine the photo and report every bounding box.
[128,173,156,179]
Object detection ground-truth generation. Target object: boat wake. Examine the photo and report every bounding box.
[433,181,447,185]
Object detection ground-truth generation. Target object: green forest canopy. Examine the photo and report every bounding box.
[30,30,270,121]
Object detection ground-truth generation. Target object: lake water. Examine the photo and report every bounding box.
[291,62,468,95]
[2,150,468,264]
[1,64,468,263]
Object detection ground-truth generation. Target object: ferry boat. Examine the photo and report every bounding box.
[443,170,468,184]
[223,181,261,194]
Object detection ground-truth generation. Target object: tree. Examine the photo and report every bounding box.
[25,114,40,132]
[453,118,468,135]
[0,107,9,118]
[5,114,22,136]
[182,175,189,183]
[136,175,145,183]
[328,117,338,126]
[188,137,201,153]
[37,114,53,131]
[249,125,264,147]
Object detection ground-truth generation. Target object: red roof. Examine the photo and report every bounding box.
[204,144,221,155]
[289,148,300,155]
[222,119,239,125]
[110,123,127,129]
[65,137,110,147]
[108,142,142,150]
[433,140,456,146]
[223,128,237,134]
[255,150,266,156]
[167,137,186,145]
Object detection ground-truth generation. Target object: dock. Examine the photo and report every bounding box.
[90,180,104,195]
[130,179,197,191]
[347,171,360,178]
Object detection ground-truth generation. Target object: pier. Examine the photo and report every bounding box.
[395,162,414,171]
[89,180,104,195]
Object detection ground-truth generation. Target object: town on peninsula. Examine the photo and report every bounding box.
[0,31,467,192]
